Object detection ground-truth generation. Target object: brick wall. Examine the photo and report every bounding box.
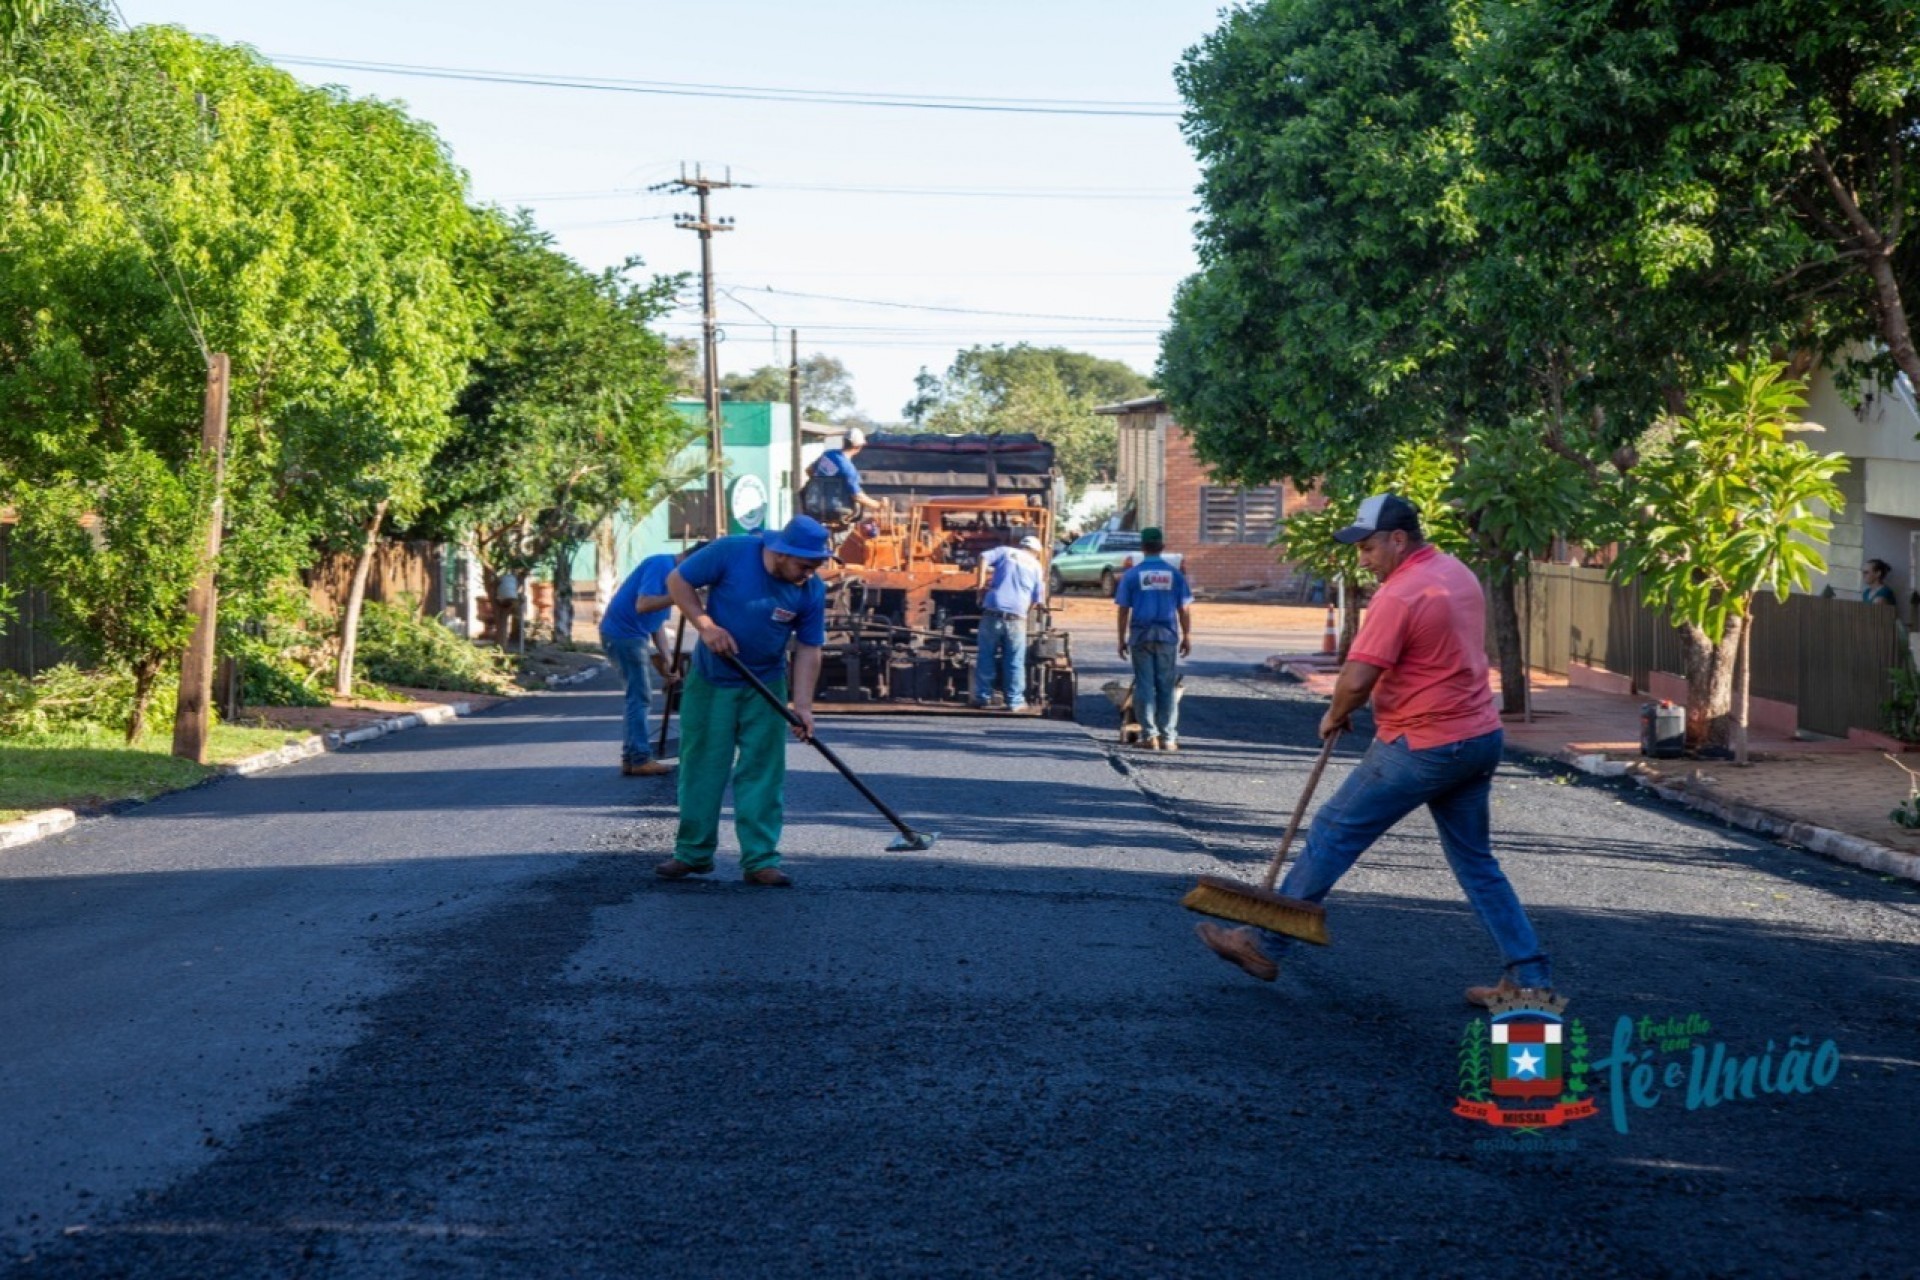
[1162,421,1326,593]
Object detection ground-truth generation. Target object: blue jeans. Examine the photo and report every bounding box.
[975,612,1028,708]
[606,636,657,764]
[1272,729,1550,987]
[1130,641,1179,743]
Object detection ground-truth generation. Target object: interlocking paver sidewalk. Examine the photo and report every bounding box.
[1273,653,1920,882]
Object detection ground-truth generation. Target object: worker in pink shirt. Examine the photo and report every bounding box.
[1197,493,1554,1006]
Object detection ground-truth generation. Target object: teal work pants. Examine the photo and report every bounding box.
[672,669,789,873]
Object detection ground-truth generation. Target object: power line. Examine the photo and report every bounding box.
[270,55,1183,117]
[491,181,1189,203]
[730,285,1161,324]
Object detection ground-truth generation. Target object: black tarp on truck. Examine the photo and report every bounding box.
[853,432,1057,507]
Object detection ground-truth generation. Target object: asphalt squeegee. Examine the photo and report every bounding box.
[717,650,939,853]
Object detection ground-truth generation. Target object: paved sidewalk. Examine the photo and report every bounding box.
[1274,653,1920,881]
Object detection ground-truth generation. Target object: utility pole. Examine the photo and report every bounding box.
[172,352,229,764]
[655,164,740,540]
[789,329,803,520]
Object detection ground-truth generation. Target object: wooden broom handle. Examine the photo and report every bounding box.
[1261,731,1340,892]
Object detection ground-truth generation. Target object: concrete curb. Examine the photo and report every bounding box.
[0,808,77,850]
[1551,747,1920,885]
[0,700,475,853]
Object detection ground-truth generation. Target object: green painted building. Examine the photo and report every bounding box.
[581,400,822,585]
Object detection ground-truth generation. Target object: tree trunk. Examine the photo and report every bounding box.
[125,656,161,745]
[1488,567,1526,715]
[1867,251,1920,390]
[1337,577,1359,660]
[334,499,390,697]
[461,535,481,639]
[552,541,577,645]
[1680,615,1743,752]
[595,518,618,632]
[1735,605,1753,766]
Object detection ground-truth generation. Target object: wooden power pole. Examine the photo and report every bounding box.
[172,352,229,764]
[657,164,740,539]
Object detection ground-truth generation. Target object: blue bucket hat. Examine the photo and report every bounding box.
[765,514,833,561]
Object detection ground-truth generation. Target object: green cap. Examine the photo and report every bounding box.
[1141,526,1163,544]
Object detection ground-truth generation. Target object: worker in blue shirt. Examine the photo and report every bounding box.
[602,542,706,776]
[657,515,832,887]
[973,534,1047,710]
[1114,527,1194,751]
[808,427,884,520]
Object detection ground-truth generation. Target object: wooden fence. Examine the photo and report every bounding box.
[1514,563,1904,739]
[1,530,444,677]
[304,541,444,619]
[0,522,86,677]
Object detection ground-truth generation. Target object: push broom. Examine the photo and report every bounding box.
[1181,731,1339,945]
[718,651,939,853]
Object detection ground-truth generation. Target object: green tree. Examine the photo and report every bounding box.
[1608,362,1847,755]
[720,352,855,419]
[1466,0,1920,391]
[424,212,684,642]
[11,446,211,741]
[916,344,1149,496]
[0,21,486,698]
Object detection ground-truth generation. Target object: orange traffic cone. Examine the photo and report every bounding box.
[1321,605,1337,655]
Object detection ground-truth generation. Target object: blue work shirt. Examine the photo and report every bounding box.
[812,448,864,494]
[978,546,1045,617]
[1115,555,1192,643]
[677,534,827,687]
[599,552,676,643]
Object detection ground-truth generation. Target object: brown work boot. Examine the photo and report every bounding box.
[1195,922,1278,982]
[1464,977,1518,1008]
[623,759,673,777]
[1144,737,1163,751]
[743,867,792,887]
[655,857,714,880]
[1161,739,1180,753]
[1464,977,1560,1009]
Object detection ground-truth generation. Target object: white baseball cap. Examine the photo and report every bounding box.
[846,427,867,447]
[1019,535,1044,553]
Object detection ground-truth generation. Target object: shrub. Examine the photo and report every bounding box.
[353,598,515,694]
[0,663,180,738]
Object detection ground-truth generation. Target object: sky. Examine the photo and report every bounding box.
[110,0,1231,421]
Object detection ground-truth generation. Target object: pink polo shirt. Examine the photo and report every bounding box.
[1348,545,1500,749]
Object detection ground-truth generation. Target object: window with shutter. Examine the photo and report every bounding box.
[1200,486,1285,543]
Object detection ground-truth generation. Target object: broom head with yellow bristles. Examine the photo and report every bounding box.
[1182,874,1331,946]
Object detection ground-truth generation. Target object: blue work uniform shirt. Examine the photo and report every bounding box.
[677,534,827,686]
[1115,556,1192,644]
[599,552,677,643]
[978,546,1045,616]
[812,449,864,495]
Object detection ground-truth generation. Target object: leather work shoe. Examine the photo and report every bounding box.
[654,858,714,880]
[1195,922,1278,982]
[1465,977,1559,1009]
[743,868,793,887]
[623,759,673,777]
[1161,740,1180,753]
[1143,737,1163,751]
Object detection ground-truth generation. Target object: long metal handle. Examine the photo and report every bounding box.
[655,615,689,758]
[1262,732,1340,893]
[716,650,925,844]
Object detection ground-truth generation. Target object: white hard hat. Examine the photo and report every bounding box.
[846,427,867,447]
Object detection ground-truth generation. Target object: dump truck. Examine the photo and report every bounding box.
[806,433,1075,718]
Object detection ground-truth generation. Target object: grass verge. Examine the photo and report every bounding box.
[0,724,308,823]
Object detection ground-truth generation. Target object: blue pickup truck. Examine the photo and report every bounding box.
[1049,529,1184,596]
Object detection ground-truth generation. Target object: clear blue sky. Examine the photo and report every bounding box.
[112,0,1230,420]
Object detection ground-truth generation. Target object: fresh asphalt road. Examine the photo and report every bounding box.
[3,630,1918,1276]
